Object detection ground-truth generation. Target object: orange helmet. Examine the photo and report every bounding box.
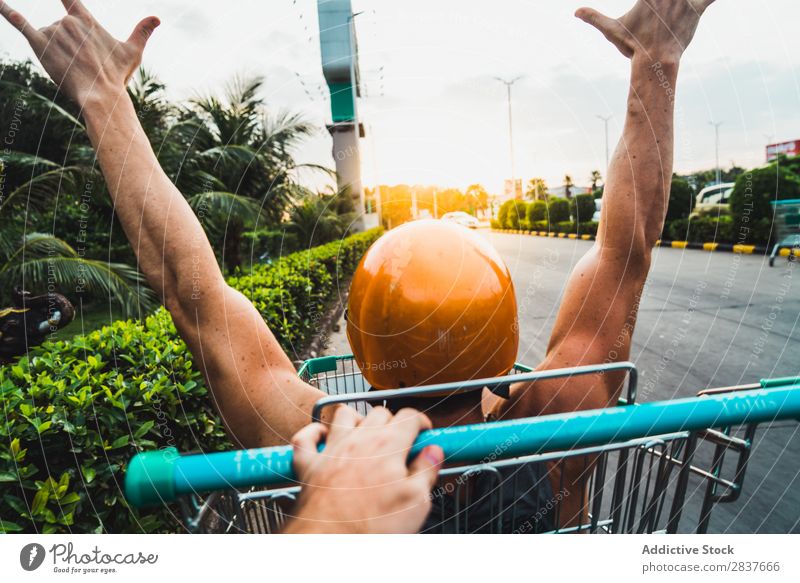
[347,220,518,390]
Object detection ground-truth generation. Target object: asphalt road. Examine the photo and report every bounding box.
[487,231,800,534]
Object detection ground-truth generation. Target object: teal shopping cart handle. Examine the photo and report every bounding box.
[125,383,800,508]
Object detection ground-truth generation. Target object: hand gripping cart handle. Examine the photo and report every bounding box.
[125,375,800,511]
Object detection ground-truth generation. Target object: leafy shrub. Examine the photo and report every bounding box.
[497,200,515,228]
[667,216,733,243]
[667,177,695,221]
[0,228,383,534]
[530,221,550,232]
[503,200,529,230]
[547,198,570,224]
[490,219,502,229]
[576,221,599,237]
[729,164,800,245]
[570,194,596,223]
[527,200,548,224]
[242,229,300,264]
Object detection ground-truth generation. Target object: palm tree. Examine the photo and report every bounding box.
[165,76,323,270]
[590,170,602,192]
[0,71,155,312]
[526,178,548,201]
[564,174,575,199]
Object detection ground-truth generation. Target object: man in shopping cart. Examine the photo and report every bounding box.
[1,0,717,532]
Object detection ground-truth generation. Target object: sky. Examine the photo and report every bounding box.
[1,0,799,194]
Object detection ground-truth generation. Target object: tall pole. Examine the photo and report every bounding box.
[596,114,612,170]
[710,121,723,185]
[494,76,523,198]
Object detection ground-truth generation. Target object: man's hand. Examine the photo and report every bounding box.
[0,0,159,108]
[576,0,716,62]
[283,407,444,534]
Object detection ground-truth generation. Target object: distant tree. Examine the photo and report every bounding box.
[563,175,575,199]
[465,184,489,216]
[526,178,548,201]
[590,170,602,191]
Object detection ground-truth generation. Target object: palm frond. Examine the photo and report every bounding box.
[0,234,155,313]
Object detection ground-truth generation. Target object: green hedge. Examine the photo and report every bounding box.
[547,198,570,224]
[570,194,596,223]
[0,228,383,534]
[667,216,733,244]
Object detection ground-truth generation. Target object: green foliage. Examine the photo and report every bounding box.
[547,198,570,224]
[490,219,502,229]
[729,164,800,245]
[570,194,595,223]
[503,201,529,230]
[0,229,382,534]
[497,200,514,228]
[668,216,733,243]
[527,200,548,224]
[666,176,695,222]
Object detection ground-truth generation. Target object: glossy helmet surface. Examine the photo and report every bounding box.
[347,220,518,390]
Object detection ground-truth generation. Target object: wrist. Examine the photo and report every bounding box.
[81,85,134,127]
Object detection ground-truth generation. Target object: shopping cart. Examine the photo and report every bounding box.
[769,199,800,267]
[125,355,800,534]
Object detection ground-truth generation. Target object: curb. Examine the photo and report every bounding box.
[489,229,784,256]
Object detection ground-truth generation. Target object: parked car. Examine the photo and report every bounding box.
[691,182,735,218]
[441,211,479,228]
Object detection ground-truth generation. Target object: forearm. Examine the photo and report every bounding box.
[82,90,223,310]
[598,55,678,260]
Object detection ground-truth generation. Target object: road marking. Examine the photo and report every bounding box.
[672,241,689,249]
[703,242,719,251]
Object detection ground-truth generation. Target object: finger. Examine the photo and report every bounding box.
[356,406,394,428]
[60,0,88,17]
[325,404,361,443]
[291,422,327,473]
[696,0,716,12]
[574,7,617,37]
[0,1,43,45]
[126,16,160,52]
[407,445,444,491]
[385,408,432,450]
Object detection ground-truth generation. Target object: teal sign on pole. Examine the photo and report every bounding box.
[318,0,360,123]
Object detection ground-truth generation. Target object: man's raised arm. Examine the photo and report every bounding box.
[499,0,717,418]
[1,0,327,447]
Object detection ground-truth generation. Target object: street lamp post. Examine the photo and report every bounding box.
[710,121,723,185]
[596,114,612,171]
[494,76,523,198]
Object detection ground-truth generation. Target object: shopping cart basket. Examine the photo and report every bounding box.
[769,199,800,266]
[125,355,800,534]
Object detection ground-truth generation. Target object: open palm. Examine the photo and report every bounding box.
[576,0,717,61]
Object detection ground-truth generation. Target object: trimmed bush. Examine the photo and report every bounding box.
[570,194,596,223]
[667,216,733,244]
[667,177,695,221]
[0,228,383,534]
[497,200,514,228]
[547,198,570,224]
[530,221,550,232]
[490,219,502,229]
[504,200,529,230]
[527,200,548,224]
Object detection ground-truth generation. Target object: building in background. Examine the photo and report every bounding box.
[767,140,800,162]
